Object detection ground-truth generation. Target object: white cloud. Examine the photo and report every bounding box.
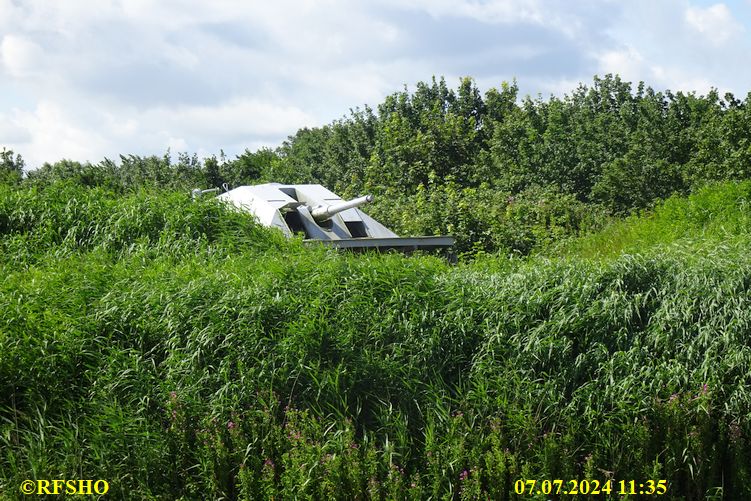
[592,0,750,95]
[385,0,545,24]
[650,65,715,95]
[1,0,750,167]
[0,35,45,78]
[595,45,719,95]
[0,111,32,144]
[596,46,647,83]
[685,3,743,45]
[0,0,15,28]
[145,99,316,141]
[377,0,622,40]
[8,102,110,165]
[532,77,587,99]
[2,96,316,167]
[166,136,188,153]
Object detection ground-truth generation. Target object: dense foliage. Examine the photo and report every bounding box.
[16,75,751,254]
[2,179,751,499]
[0,148,23,186]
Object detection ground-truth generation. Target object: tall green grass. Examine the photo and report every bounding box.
[2,181,751,499]
[0,181,292,268]
[560,180,751,259]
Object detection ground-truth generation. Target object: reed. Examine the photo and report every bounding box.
[1,181,750,499]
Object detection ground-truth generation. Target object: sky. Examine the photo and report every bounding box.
[1,0,750,168]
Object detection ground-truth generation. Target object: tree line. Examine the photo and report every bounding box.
[3,74,751,254]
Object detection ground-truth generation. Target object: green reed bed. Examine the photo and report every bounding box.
[2,182,751,499]
[560,180,751,259]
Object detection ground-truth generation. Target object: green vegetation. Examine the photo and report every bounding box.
[20,75,751,255]
[3,75,751,499]
[2,179,751,499]
[0,149,23,186]
[562,180,751,259]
